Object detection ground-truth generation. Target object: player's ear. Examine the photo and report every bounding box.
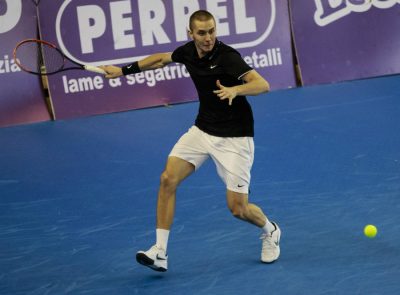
[187,28,194,40]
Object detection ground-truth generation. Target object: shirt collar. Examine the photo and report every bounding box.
[193,39,221,61]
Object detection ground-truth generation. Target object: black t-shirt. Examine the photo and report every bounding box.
[171,40,254,137]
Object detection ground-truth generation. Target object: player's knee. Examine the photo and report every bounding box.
[229,204,247,220]
[160,171,179,191]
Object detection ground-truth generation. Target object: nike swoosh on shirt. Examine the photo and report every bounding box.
[209,65,218,69]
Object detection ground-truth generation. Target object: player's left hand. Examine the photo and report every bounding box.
[213,80,237,106]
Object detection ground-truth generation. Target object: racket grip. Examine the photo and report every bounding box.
[84,65,106,74]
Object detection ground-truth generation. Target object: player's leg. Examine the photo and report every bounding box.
[157,126,209,231]
[226,191,281,263]
[137,126,208,272]
[207,134,281,263]
[136,156,194,272]
[157,156,195,230]
[226,190,267,227]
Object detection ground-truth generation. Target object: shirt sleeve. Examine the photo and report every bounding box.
[221,50,253,80]
[171,45,185,63]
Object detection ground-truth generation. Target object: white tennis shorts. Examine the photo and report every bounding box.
[169,126,254,194]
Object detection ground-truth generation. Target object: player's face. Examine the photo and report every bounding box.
[189,19,217,58]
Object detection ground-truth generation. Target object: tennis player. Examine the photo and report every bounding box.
[101,10,281,272]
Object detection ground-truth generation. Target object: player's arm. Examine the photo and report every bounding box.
[237,70,270,96]
[214,70,270,105]
[137,52,173,71]
[101,52,173,79]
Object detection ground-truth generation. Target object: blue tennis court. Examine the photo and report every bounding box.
[1,74,399,295]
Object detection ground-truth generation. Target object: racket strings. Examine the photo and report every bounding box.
[40,44,65,74]
[15,41,65,74]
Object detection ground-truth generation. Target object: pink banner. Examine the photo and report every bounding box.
[290,0,400,85]
[0,0,50,128]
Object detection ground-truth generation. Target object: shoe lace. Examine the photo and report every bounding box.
[260,233,274,251]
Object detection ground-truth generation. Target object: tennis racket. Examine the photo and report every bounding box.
[13,39,106,76]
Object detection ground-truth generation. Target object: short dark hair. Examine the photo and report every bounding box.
[189,10,215,31]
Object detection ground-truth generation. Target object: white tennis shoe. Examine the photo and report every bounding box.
[136,245,168,272]
[260,222,281,263]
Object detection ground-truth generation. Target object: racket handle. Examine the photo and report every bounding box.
[84,65,106,74]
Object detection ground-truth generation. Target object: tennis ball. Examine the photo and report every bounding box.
[364,224,377,238]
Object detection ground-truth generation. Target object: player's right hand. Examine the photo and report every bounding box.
[99,65,123,79]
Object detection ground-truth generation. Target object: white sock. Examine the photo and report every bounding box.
[262,217,275,234]
[156,228,170,252]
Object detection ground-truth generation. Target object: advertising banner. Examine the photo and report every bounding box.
[0,0,50,128]
[290,0,400,85]
[38,0,296,120]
